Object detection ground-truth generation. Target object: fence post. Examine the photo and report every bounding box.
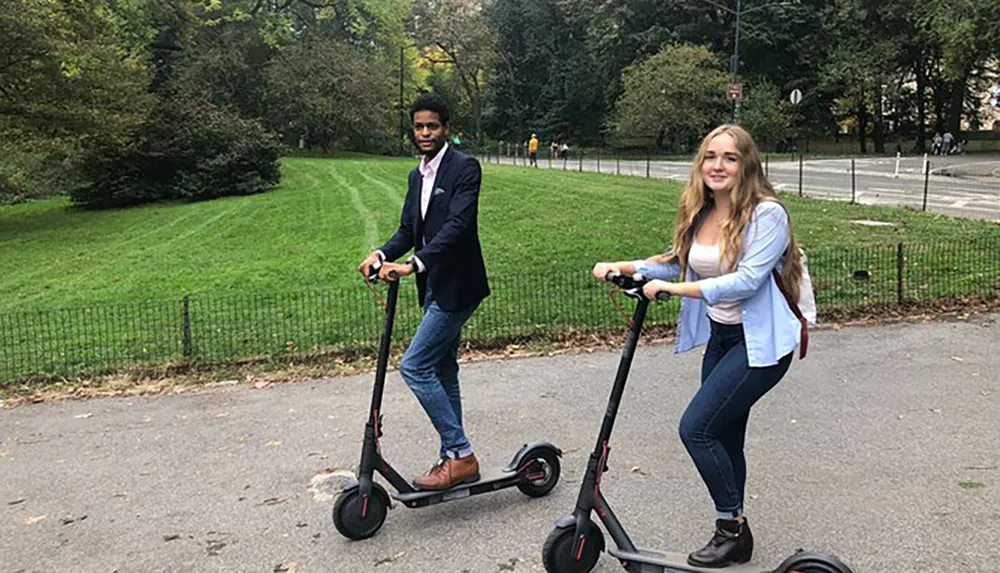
[182,294,192,358]
[579,152,583,172]
[896,243,905,306]
[798,154,803,197]
[616,153,620,176]
[922,160,930,211]
[597,150,601,174]
[851,158,856,204]
[765,154,769,178]
[646,150,650,178]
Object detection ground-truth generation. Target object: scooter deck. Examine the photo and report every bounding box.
[391,466,519,504]
[609,547,773,573]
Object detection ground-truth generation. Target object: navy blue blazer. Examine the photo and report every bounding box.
[379,146,490,312]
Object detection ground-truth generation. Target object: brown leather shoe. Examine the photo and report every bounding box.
[412,455,481,490]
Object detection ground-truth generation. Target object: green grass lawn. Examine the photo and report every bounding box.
[1,156,998,382]
[2,156,998,313]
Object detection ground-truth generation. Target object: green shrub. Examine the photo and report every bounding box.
[71,98,281,209]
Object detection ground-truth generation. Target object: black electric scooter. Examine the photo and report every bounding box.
[333,261,563,540]
[542,272,854,573]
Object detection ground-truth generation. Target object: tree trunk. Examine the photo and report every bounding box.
[932,77,945,133]
[873,84,885,153]
[915,58,927,152]
[947,76,966,135]
[857,88,868,154]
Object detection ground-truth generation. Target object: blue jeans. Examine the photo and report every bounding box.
[679,320,792,518]
[399,293,479,459]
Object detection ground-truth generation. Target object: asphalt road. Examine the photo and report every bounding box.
[3,316,999,573]
[494,153,1000,222]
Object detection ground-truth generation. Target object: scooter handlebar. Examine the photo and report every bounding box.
[604,271,671,302]
[366,259,383,283]
[365,259,401,283]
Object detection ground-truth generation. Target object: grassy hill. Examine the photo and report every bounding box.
[1,156,997,383]
[2,156,998,314]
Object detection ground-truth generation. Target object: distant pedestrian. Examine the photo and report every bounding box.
[942,131,955,155]
[529,134,539,167]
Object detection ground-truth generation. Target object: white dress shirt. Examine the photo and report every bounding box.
[378,143,449,273]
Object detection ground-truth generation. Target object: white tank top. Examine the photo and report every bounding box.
[688,242,742,324]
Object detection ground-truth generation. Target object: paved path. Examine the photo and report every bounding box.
[2,316,999,572]
[491,153,1000,222]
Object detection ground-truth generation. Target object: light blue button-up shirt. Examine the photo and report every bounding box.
[634,201,802,367]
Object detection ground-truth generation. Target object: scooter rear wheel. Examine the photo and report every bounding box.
[332,486,389,540]
[774,550,855,573]
[517,447,562,498]
[542,521,603,573]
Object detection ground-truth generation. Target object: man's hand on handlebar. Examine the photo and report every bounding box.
[379,262,414,282]
[358,251,383,279]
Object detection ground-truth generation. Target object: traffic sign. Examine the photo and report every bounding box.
[790,88,802,105]
[727,83,743,101]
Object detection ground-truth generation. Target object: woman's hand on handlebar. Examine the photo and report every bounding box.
[642,279,673,301]
[592,261,634,281]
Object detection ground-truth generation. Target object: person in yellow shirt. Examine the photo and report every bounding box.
[528,134,539,167]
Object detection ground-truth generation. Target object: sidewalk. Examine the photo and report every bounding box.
[2,315,998,572]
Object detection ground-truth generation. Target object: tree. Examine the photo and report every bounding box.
[412,0,495,144]
[0,0,153,202]
[613,43,729,151]
[263,38,396,152]
[740,81,790,149]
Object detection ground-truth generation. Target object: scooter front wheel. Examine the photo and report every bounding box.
[332,486,389,540]
[542,521,603,573]
[517,447,561,498]
[774,550,855,573]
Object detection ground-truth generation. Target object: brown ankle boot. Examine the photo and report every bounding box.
[412,454,480,490]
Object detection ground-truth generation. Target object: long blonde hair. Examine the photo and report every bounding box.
[656,124,803,300]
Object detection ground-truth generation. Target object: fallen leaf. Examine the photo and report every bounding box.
[266,441,282,448]
[629,465,647,476]
[74,413,93,419]
[163,534,181,542]
[950,356,964,362]
[8,498,25,505]
[259,497,287,506]
[274,563,299,573]
[24,515,47,524]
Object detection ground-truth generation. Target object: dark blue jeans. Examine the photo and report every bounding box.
[399,291,479,460]
[679,320,792,518]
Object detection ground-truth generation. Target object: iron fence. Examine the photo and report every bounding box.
[2,238,998,384]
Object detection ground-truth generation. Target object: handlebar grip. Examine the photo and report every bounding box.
[366,259,383,282]
[387,270,400,280]
[655,292,671,302]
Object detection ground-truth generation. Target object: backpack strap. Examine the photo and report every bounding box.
[771,269,808,359]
